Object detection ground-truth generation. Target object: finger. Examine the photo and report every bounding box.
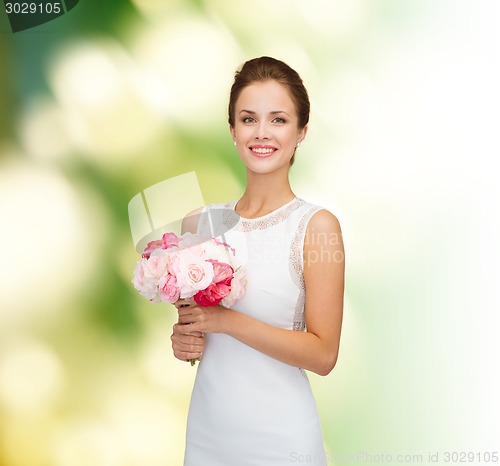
[178,315,199,326]
[173,322,203,335]
[172,336,205,354]
[177,310,194,321]
[177,341,204,353]
[177,311,192,321]
[173,299,194,310]
[173,344,204,357]
[178,306,199,317]
[172,334,205,347]
[173,345,204,357]
[180,299,195,307]
[179,330,204,338]
[172,329,205,345]
[173,322,193,332]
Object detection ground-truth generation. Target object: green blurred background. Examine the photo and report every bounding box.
[0,1,499,465]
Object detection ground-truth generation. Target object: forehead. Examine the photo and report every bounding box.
[236,80,296,113]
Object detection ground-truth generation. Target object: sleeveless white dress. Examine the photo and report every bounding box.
[184,197,328,466]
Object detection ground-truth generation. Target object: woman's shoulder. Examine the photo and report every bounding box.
[295,198,342,235]
[295,197,334,218]
[307,209,342,234]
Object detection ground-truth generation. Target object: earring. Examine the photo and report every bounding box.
[233,141,236,146]
[296,141,301,148]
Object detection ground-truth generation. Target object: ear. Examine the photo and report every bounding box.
[297,124,308,145]
[229,124,236,141]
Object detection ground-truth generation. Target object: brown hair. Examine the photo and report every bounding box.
[228,57,310,165]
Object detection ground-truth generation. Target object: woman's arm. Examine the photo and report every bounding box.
[178,210,345,375]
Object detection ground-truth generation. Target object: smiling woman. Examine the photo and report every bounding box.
[230,80,307,173]
[170,57,345,466]
[228,56,310,167]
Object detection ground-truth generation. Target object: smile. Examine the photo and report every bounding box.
[250,146,277,158]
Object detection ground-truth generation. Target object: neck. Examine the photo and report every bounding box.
[237,168,295,212]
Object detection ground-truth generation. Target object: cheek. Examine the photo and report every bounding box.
[282,129,300,145]
[233,127,251,142]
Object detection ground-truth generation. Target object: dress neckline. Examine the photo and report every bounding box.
[232,196,299,221]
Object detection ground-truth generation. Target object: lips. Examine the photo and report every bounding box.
[249,145,277,158]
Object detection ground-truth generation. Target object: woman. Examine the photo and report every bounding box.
[171,56,344,466]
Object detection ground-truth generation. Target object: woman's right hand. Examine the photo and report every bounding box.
[170,299,206,362]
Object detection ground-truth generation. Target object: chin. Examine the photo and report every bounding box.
[246,163,291,176]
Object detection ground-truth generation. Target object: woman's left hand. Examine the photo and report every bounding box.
[177,304,229,334]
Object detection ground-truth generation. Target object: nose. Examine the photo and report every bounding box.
[255,120,270,140]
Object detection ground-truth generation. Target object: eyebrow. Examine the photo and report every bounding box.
[239,110,290,116]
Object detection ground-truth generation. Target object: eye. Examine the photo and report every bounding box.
[242,117,256,124]
[272,117,286,124]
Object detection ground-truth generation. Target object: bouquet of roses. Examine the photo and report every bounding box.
[132,232,247,362]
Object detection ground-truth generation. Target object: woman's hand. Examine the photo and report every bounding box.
[170,299,206,362]
[177,303,229,335]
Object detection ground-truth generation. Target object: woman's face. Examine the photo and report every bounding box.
[230,80,307,175]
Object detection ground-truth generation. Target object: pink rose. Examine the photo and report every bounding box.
[193,261,233,306]
[132,258,160,302]
[167,252,181,276]
[221,267,247,307]
[160,274,180,303]
[194,276,232,306]
[142,233,180,258]
[162,232,180,249]
[176,252,214,298]
[143,249,169,283]
[132,259,147,290]
[202,239,236,266]
[209,260,234,282]
[142,239,163,259]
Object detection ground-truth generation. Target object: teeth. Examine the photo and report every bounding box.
[252,147,274,154]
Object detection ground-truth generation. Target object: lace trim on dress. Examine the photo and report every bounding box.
[289,206,324,332]
[221,201,237,230]
[196,205,210,236]
[226,197,306,232]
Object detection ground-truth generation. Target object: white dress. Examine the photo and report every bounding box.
[184,197,328,466]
